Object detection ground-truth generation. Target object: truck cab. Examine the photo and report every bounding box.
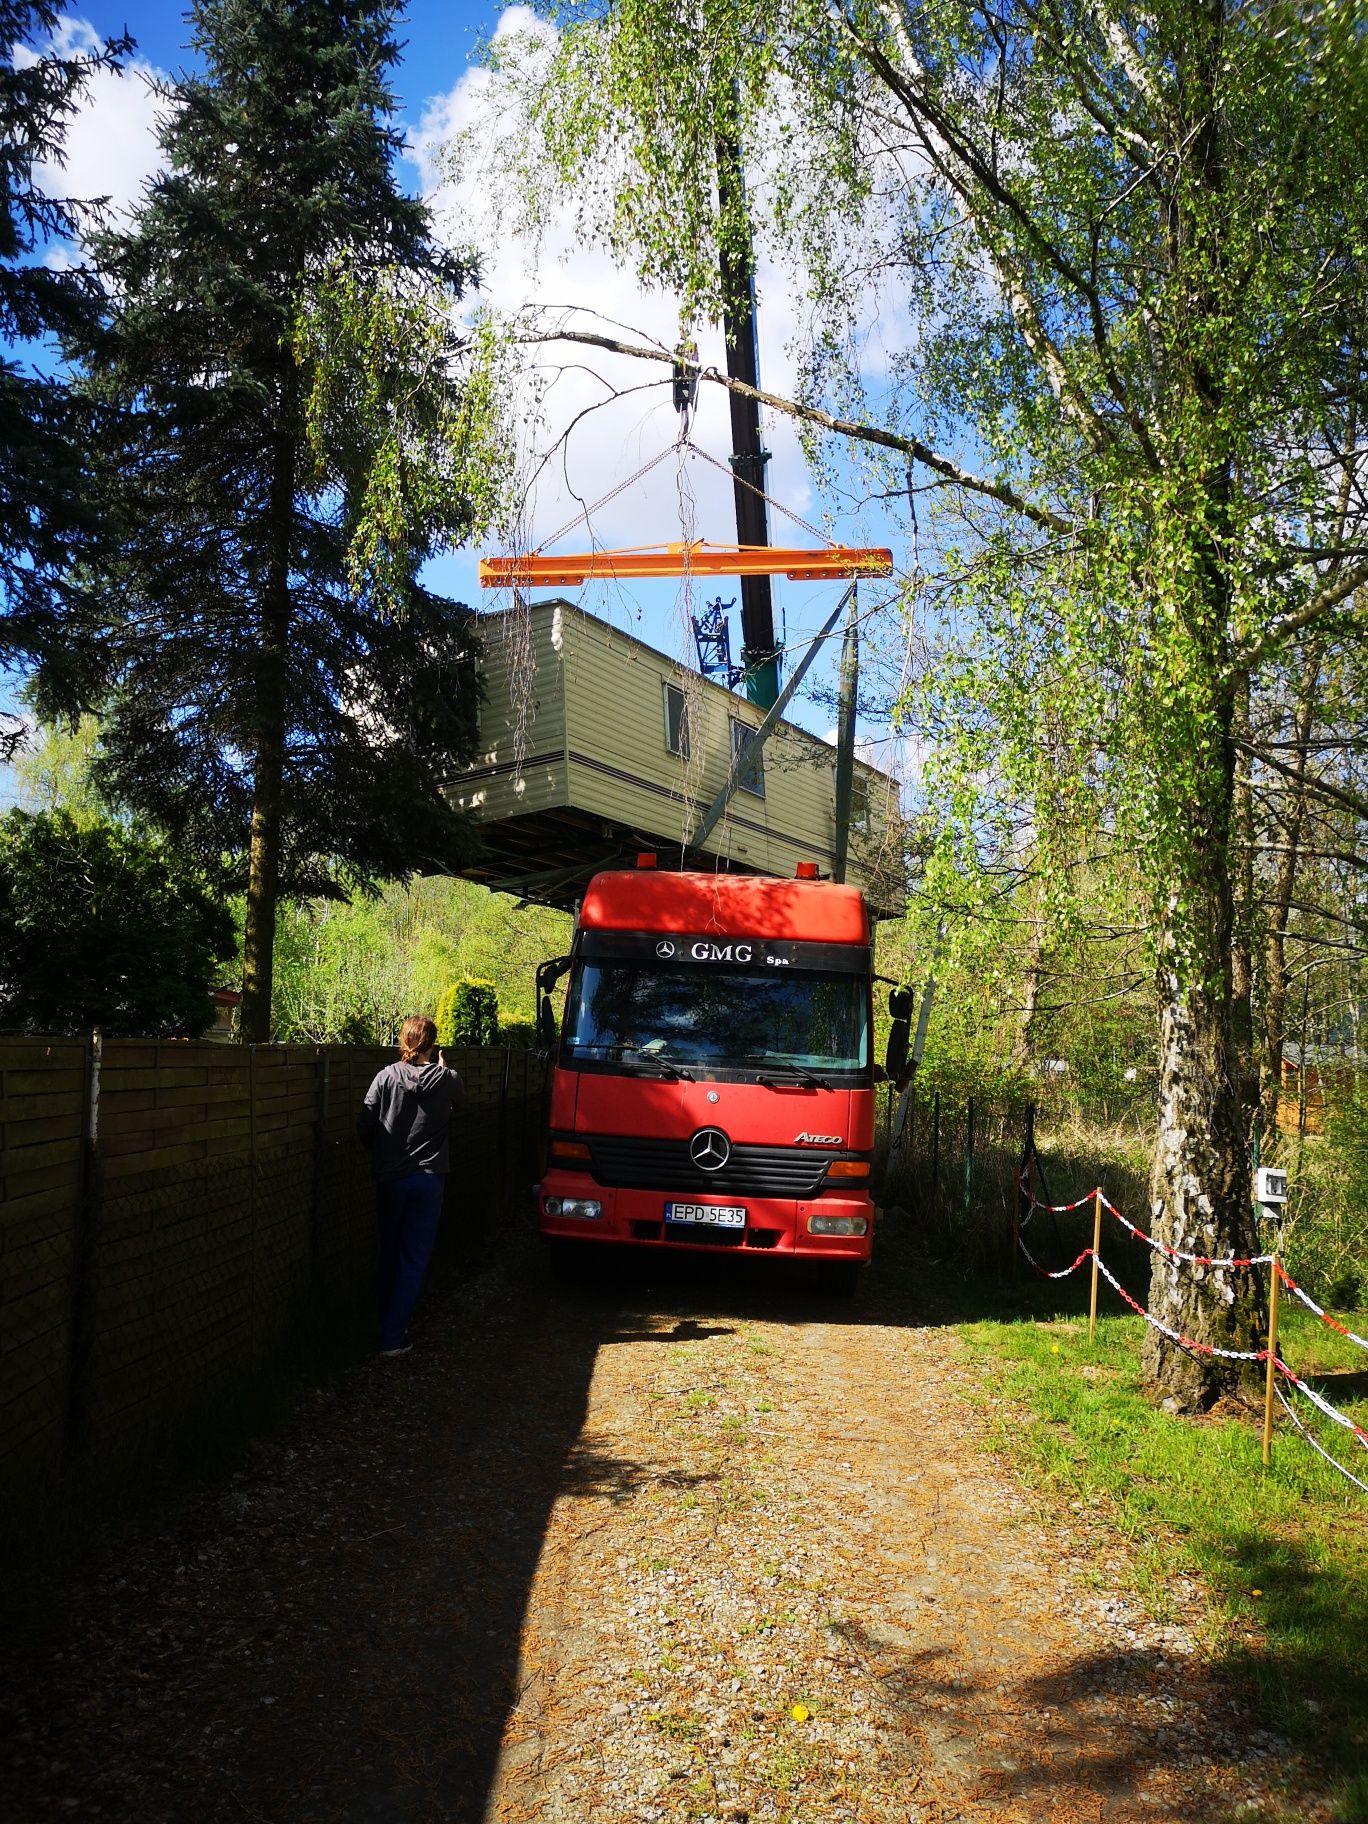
[535,863,876,1281]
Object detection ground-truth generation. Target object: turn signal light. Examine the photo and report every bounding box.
[637,852,658,868]
[825,1159,870,1180]
[795,861,819,879]
[549,1138,592,1163]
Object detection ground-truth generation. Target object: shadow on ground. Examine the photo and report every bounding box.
[7,1217,1348,1823]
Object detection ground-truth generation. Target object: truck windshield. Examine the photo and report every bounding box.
[562,962,869,1075]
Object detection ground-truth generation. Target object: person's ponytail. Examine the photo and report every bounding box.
[399,1015,438,1062]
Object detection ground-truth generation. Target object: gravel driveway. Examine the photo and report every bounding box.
[1,1237,1330,1823]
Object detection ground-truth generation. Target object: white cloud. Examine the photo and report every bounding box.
[20,18,167,230]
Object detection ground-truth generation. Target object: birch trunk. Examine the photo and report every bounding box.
[1142,702,1262,1406]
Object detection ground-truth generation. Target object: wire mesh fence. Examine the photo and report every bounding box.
[0,1039,549,1508]
[879,1080,1154,1277]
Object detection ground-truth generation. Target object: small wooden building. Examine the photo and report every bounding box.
[1276,1043,1362,1136]
[444,598,905,915]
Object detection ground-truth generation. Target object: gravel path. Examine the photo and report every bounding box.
[2,1241,1330,1824]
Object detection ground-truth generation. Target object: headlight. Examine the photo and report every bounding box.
[546,1197,602,1220]
[808,1214,868,1237]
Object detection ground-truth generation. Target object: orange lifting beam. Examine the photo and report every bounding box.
[479,540,893,588]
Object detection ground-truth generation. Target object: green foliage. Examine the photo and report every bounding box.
[0,808,235,1035]
[294,267,513,615]
[11,713,106,825]
[1283,1106,1368,1310]
[270,877,570,1045]
[0,3,129,686]
[497,1013,536,1050]
[436,978,498,1049]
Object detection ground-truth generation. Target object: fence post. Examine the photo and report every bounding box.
[1089,1188,1103,1340]
[247,1044,257,1362]
[498,1046,512,1231]
[962,1095,975,1220]
[1013,1102,1035,1280]
[310,1047,330,1295]
[1262,1228,1283,1468]
[64,1028,103,1463]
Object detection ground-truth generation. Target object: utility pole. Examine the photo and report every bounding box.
[715,125,780,711]
[832,586,859,883]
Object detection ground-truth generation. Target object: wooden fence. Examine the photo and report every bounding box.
[0,1039,547,1507]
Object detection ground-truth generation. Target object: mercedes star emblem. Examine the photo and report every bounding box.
[655,939,677,958]
[689,1127,731,1171]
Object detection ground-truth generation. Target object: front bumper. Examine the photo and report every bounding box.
[536,1169,874,1261]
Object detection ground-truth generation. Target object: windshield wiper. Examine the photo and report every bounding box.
[754,1061,831,1089]
[619,1047,695,1081]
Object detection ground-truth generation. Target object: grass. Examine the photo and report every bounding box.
[950,1275,1368,1816]
[882,1104,1368,1812]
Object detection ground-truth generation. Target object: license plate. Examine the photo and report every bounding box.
[665,1202,746,1228]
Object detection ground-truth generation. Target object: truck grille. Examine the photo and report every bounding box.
[585,1135,832,1198]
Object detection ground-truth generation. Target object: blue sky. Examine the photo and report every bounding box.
[4,1,914,803]
[88,0,494,113]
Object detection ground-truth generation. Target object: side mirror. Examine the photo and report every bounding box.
[885,986,913,1084]
[534,954,573,1053]
[536,994,557,1051]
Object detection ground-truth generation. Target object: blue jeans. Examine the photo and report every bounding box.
[375,1172,446,1351]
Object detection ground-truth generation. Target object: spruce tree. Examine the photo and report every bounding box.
[61,0,491,1042]
[0,2,128,725]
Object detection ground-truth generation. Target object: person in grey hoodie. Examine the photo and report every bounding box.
[357,1015,466,1356]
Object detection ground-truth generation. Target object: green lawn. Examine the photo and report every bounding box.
[952,1279,1368,1819]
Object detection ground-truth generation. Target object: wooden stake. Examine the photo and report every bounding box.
[1089,1188,1103,1340]
[1263,1238,1283,1468]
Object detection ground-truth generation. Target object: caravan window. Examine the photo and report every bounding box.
[730,718,765,797]
[663,682,690,758]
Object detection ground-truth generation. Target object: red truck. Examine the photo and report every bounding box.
[534,860,908,1288]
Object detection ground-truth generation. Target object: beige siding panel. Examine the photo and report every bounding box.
[560,609,707,846]
[559,605,849,865]
[452,605,568,823]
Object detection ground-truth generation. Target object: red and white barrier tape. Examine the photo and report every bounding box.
[1275,1266,1368,1355]
[1033,1190,1098,1215]
[1091,1255,1269,1361]
[1011,1175,1368,1489]
[1015,1242,1368,1495]
[1015,1170,1271,1269]
[1272,1356,1368,1451]
[1019,1236,1094,1281]
[1099,1193,1272,1270]
[1274,1385,1368,1495]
